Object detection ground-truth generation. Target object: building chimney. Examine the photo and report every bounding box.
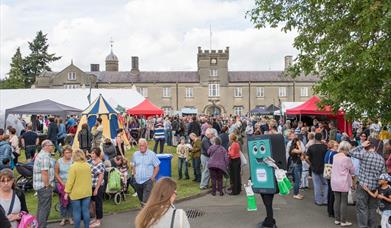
[284,56,293,70]
[90,64,100,72]
[131,56,139,72]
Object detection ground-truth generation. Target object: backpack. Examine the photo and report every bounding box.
[18,211,38,228]
[107,168,122,192]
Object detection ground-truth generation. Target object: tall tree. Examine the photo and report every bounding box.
[6,47,25,88]
[23,31,61,87]
[248,0,391,122]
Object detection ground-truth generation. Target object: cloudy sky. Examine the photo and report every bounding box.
[0,0,297,79]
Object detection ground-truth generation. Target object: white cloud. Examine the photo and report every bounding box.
[0,0,298,79]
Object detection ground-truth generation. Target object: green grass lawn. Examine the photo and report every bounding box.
[18,141,201,220]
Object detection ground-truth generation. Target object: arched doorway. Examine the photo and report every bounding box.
[204,104,224,116]
[207,105,221,116]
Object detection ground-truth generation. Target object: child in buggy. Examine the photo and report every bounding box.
[104,156,132,204]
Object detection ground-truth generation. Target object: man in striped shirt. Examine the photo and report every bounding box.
[153,120,166,154]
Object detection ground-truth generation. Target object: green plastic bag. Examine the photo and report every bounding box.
[107,168,122,192]
[283,176,292,190]
[244,181,257,211]
[275,169,290,196]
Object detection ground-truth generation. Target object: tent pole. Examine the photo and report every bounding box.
[299,114,301,122]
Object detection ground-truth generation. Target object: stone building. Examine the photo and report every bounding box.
[35,46,318,115]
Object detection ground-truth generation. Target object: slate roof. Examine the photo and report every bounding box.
[37,70,318,84]
[228,71,318,82]
[88,71,199,83]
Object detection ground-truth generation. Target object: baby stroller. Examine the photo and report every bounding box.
[15,162,34,191]
[104,167,127,205]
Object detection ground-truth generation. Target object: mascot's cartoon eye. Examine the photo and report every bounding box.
[260,144,266,153]
[252,145,258,155]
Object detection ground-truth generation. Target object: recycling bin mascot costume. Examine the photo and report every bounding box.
[247,134,289,228]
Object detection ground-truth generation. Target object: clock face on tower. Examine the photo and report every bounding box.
[210,58,217,65]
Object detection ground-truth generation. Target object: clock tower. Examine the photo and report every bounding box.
[197,46,229,86]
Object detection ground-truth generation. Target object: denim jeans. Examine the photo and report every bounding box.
[356,185,378,228]
[178,157,189,179]
[165,130,172,146]
[25,145,36,160]
[37,187,53,228]
[312,171,328,204]
[192,157,201,182]
[200,154,210,188]
[292,163,302,195]
[59,195,72,219]
[381,210,391,228]
[71,197,91,228]
[51,140,62,154]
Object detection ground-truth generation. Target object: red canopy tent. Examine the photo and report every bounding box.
[286,96,352,135]
[126,99,164,117]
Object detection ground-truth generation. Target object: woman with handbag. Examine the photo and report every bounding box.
[289,138,305,200]
[135,177,190,228]
[324,140,338,217]
[55,146,73,226]
[0,168,28,228]
[330,141,355,227]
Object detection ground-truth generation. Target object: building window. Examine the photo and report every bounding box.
[67,72,76,81]
[278,87,286,97]
[233,106,244,116]
[234,87,242,97]
[162,106,172,115]
[300,87,308,97]
[64,84,80,89]
[163,87,171,98]
[209,69,218,77]
[208,84,220,97]
[137,87,148,97]
[256,87,264,97]
[185,87,193,98]
[210,58,217,65]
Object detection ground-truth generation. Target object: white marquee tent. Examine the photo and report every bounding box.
[273,102,304,116]
[0,88,146,127]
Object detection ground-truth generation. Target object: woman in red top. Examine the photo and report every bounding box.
[228,133,241,195]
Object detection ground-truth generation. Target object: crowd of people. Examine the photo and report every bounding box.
[283,118,391,227]
[0,112,390,227]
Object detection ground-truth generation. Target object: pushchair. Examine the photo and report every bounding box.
[104,167,127,205]
[15,162,34,191]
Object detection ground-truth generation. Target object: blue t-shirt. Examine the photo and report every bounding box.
[324,150,337,164]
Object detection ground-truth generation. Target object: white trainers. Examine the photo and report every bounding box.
[334,220,340,225]
[293,194,304,200]
[340,222,352,227]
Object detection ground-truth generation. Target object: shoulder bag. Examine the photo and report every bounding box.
[170,209,177,228]
[323,152,333,179]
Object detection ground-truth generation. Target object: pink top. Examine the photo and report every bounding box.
[331,153,355,192]
[386,156,391,174]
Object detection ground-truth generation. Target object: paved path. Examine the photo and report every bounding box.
[50,186,360,228]
[50,137,363,227]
